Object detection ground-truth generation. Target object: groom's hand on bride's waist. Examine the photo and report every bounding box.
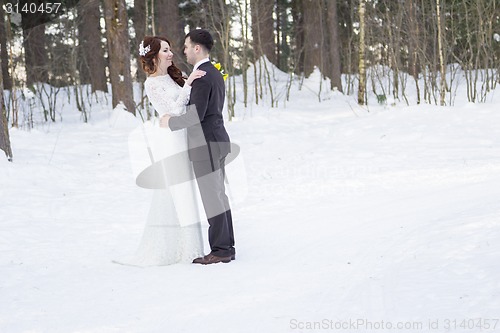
[160,114,171,128]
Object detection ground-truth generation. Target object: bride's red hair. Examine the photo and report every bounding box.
[140,36,186,87]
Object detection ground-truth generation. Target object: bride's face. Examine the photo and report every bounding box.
[155,41,174,73]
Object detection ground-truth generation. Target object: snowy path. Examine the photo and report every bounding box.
[2,103,500,332]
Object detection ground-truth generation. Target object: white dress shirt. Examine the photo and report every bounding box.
[193,58,210,71]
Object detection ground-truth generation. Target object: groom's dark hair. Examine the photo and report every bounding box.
[185,29,214,53]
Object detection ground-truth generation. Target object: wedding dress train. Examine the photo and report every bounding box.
[114,74,205,266]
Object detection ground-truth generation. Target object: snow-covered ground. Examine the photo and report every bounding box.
[2,69,500,332]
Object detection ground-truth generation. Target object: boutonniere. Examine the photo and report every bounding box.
[212,61,228,81]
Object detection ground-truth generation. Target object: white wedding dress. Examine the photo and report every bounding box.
[115,74,205,266]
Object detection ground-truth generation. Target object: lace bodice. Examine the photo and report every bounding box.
[144,75,191,117]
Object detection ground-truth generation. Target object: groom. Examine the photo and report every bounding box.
[160,29,235,265]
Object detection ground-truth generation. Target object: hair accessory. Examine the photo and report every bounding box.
[139,41,151,56]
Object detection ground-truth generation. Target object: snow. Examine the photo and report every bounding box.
[2,66,500,332]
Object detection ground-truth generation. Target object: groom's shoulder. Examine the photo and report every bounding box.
[199,63,222,82]
[199,61,214,69]
[200,63,218,76]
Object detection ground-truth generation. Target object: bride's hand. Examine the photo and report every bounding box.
[186,70,206,86]
[160,114,171,128]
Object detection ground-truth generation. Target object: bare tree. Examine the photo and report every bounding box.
[251,0,276,65]
[19,0,51,86]
[133,0,147,82]
[237,0,250,107]
[291,0,305,75]
[405,0,421,104]
[436,0,446,105]
[156,0,189,73]
[302,0,322,77]
[78,0,108,93]
[22,25,49,86]
[206,0,236,116]
[0,60,12,161]
[387,0,403,101]
[103,0,135,114]
[276,0,289,71]
[358,0,366,105]
[336,1,356,95]
[325,0,342,92]
[0,0,12,90]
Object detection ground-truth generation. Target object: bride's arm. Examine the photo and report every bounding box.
[145,80,192,117]
[145,70,205,117]
[176,84,192,108]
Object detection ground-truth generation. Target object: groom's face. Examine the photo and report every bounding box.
[184,37,197,66]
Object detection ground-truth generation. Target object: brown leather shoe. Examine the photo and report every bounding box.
[192,253,232,265]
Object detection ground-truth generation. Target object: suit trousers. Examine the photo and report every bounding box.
[192,156,235,257]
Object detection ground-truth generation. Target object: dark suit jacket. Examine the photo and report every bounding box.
[169,61,231,162]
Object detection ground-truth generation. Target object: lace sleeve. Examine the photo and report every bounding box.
[176,83,192,107]
[145,78,192,116]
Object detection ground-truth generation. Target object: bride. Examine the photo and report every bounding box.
[115,36,206,266]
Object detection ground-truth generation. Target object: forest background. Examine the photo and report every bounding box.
[0,0,499,160]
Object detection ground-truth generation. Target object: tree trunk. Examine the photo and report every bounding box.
[336,0,354,93]
[22,24,49,86]
[0,1,12,90]
[78,0,108,92]
[302,0,322,77]
[77,3,90,86]
[251,0,276,65]
[436,0,446,105]
[156,0,188,73]
[133,0,147,82]
[103,0,135,114]
[405,0,421,103]
[276,0,282,69]
[291,0,304,75]
[276,0,291,71]
[0,60,12,161]
[238,0,250,107]
[21,0,50,86]
[326,0,342,92]
[358,0,366,105]
[406,0,420,78]
[386,1,402,100]
[77,26,91,85]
